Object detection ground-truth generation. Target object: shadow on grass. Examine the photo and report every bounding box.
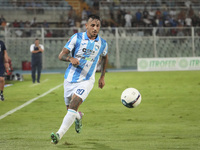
[57,141,118,150]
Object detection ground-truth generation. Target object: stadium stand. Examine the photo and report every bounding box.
[0,0,200,69]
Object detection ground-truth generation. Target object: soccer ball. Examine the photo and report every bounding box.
[121,88,142,108]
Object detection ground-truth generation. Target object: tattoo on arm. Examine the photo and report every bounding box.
[61,54,71,62]
[100,55,108,77]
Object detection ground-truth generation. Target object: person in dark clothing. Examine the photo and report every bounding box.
[30,38,44,83]
[0,40,9,101]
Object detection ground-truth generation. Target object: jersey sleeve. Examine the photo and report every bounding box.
[101,42,108,56]
[64,33,77,51]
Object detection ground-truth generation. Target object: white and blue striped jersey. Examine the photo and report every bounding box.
[64,32,108,83]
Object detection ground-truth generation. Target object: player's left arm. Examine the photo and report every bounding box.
[98,54,108,89]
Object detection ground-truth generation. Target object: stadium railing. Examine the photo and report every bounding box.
[1,26,200,70]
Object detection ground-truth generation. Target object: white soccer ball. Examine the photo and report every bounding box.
[121,88,142,108]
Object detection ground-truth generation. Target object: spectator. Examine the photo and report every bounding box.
[30,17,37,27]
[148,9,156,26]
[135,9,142,26]
[177,9,186,26]
[143,8,151,27]
[155,16,164,27]
[30,39,44,83]
[185,0,192,8]
[124,11,132,27]
[1,20,7,29]
[185,15,192,27]
[66,15,75,27]
[19,20,24,28]
[82,7,87,19]
[149,9,155,20]
[13,20,20,28]
[43,20,49,28]
[163,8,169,20]
[45,30,52,37]
[155,8,162,18]
[169,8,177,19]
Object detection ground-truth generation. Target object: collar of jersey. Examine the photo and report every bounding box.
[84,32,99,41]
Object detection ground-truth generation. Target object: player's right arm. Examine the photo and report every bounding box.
[58,47,79,66]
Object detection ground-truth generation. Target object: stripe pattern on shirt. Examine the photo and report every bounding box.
[64,32,108,83]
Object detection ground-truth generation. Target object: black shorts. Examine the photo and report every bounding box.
[0,66,5,77]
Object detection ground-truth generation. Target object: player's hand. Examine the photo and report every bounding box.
[4,62,9,70]
[98,76,105,89]
[70,57,80,66]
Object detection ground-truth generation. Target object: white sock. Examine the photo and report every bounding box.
[76,111,81,120]
[57,109,77,139]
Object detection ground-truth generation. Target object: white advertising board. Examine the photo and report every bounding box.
[137,57,200,71]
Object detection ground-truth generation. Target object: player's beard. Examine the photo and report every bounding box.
[91,31,98,38]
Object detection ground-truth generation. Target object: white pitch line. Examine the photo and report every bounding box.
[0,83,63,120]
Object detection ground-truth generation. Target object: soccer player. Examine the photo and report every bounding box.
[30,38,44,83]
[0,40,9,101]
[51,14,108,144]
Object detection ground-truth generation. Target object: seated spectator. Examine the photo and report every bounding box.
[45,30,52,37]
[43,20,49,28]
[162,8,169,20]
[19,20,24,28]
[13,20,20,28]
[185,15,192,27]
[155,8,162,18]
[169,8,177,19]
[30,17,37,27]
[1,20,7,28]
[155,16,163,27]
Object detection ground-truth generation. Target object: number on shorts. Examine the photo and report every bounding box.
[76,89,85,95]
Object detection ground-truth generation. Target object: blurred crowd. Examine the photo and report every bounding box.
[1,0,200,37]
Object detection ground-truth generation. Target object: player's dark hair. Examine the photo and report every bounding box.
[87,14,100,21]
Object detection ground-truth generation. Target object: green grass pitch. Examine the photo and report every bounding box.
[0,71,200,150]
